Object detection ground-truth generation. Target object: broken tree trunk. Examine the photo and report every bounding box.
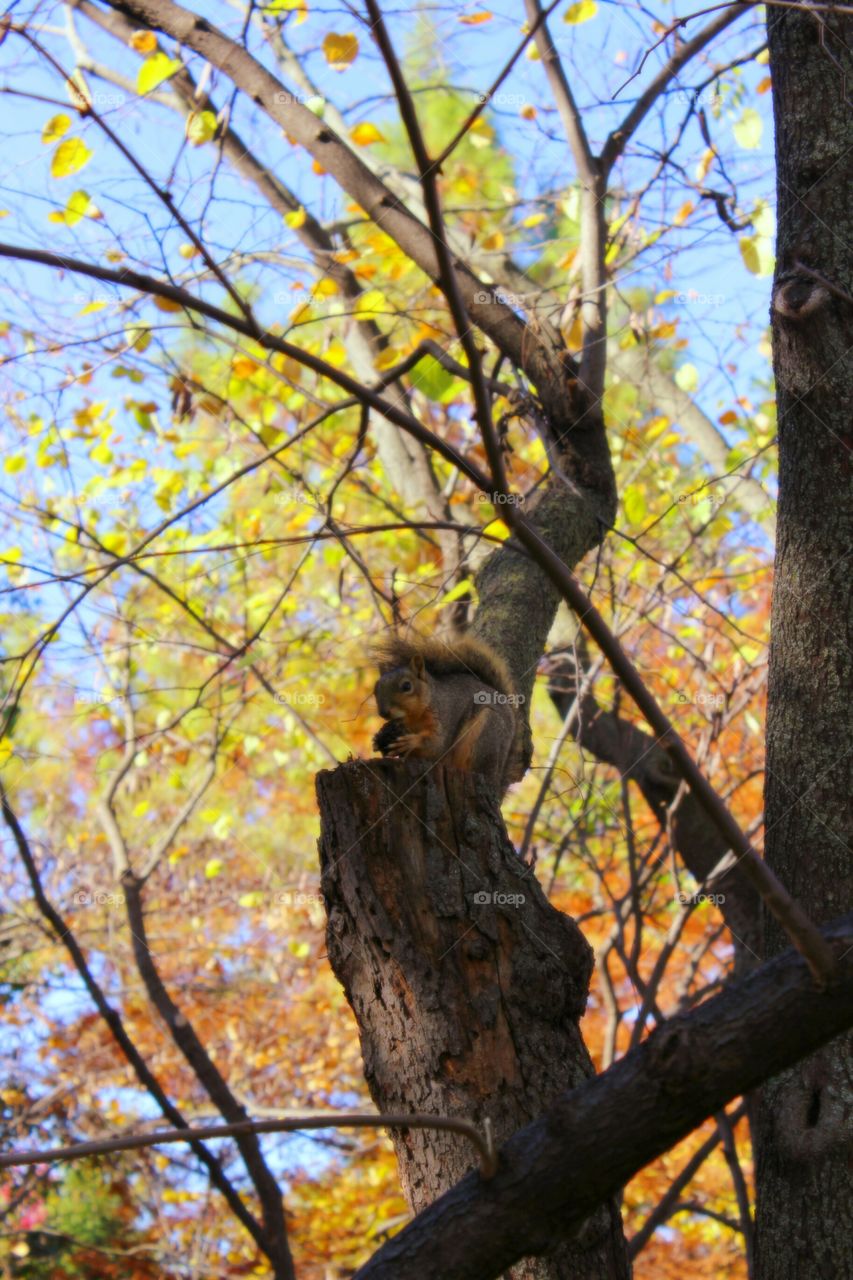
[316,758,629,1280]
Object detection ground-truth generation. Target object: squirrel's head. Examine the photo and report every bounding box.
[374,653,428,720]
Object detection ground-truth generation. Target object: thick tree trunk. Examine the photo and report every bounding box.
[755,5,853,1278]
[317,759,630,1279]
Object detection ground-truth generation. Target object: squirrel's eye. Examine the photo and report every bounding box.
[400,679,413,693]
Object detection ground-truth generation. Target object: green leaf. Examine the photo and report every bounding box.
[137,52,183,95]
[622,484,647,525]
[409,354,455,401]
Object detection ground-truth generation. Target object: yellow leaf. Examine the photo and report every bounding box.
[271,0,308,23]
[284,206,307,229]
[459,10,493,23]
[313,278,338,297]
[739,235,771,276]
[733,108,763,150]
[205,858,224,879]
[354,288,387,317]
[350,121,386,146]
[137,52,183,95]
[42,114,71,144]
[232,357,259,378]
[756,48,770,64]
[520,104,536,120]
[718,409,738,425]
[323,32,359,69]
[90,441,113,464]
[564,0,597,23]
[523,212,546,227]
[673,200,693,226]
[4,455,26,474]
[50,137,92,178]
[757,76,771,95]
[129,30,157,53]
[61,189,102,226]
[186,109,218,145]
[153,295,183,312]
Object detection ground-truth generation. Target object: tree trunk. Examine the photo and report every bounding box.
[317,759,630,1279]
[754,5,853,1277]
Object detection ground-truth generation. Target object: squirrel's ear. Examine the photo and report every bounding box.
[411,652,426,678]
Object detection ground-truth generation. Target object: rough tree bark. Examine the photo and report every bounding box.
[754,4,853,1277]
[317,760,630,1279]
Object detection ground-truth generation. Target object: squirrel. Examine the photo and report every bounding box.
[371,631,525,795]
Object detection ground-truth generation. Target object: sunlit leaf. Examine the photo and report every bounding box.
[323,32,359,69]
[186,109,218,145]
[50,137,92,178]
[129,30,158,53]
[137,51,183,95]
[350,121,386,146]
[564,0,597,23]
[42,113,71,144]
[733,108,763,150]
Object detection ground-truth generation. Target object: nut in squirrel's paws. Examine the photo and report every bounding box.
[373,719,406,756]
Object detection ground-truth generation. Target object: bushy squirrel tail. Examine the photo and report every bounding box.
[372,629,527,792]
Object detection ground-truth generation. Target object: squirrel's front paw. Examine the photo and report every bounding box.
[392,732,424,756]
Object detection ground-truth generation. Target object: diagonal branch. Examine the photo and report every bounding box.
[352,912,853,1279]
[102,0,568,401]
[601,5,749,176]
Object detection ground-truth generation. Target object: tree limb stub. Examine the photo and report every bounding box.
[317,759,630,1279]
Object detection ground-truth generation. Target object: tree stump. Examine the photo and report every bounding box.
[317,759,629,1279]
